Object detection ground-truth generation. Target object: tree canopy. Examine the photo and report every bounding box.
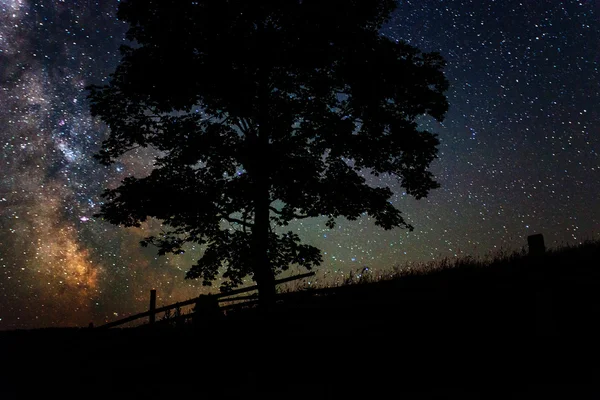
[88,0,449,303]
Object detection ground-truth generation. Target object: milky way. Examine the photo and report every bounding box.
[0,0,598,329]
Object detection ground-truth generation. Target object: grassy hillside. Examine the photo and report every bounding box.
[2,240,599,399]
[230,239,600,337]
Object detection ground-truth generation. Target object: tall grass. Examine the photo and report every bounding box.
[266,239,600,337]
[284,239,599,290]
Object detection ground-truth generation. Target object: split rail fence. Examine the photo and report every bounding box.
[95,234,548,329]
[95,272,315,329]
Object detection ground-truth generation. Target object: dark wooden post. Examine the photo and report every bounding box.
[149,289,157,325]
[527,233,554,334]
[528,234,545,256]
[193,295,222,326]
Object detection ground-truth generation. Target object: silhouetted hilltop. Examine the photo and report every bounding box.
[222,239,600,338]
[2,240,599,399]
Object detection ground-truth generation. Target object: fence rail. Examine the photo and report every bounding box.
[94,233,550,330]
[96,271,315,329]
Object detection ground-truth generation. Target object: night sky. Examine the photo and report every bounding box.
[0,0,598,330]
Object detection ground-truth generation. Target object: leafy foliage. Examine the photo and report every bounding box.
[88,0,449,293]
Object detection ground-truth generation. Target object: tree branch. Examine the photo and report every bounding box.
[120,144,142,154]
[221,215,254,228]
[241,117,255,137]
[233,118,249,136]
[242,209,250,233]
[95,144,143,164]
[269,206,311,219]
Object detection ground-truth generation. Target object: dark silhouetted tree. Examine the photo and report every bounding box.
[88,0,449,308]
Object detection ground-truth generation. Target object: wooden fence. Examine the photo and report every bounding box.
[94,233,548,329]
[95,271,315,329]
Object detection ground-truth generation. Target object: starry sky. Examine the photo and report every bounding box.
[0,0,598,330]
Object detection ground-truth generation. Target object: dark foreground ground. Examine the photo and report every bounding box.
[2,241,600,399]
[1,324,599,399]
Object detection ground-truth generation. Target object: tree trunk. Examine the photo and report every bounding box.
[252,170,276,312]
[251,92,276,312]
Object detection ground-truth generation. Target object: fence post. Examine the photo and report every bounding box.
[149,289,157,325]
[528,234,545,256]
[193,295,222,326]
[526,233,555,334]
